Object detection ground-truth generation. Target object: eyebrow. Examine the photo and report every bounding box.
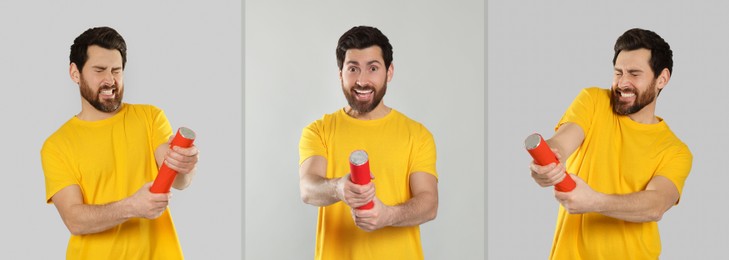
[345,60,383,66]
[91,65,123,71]
[614,67,643,74]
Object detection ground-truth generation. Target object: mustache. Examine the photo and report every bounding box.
[98,85,117,92]
[614,87,635,93]
[352,86,375,91]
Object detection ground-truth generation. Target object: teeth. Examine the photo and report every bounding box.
[100,89,113,95]
[621,92,635,98]
[354,89,373,94]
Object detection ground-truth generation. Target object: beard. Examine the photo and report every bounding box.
[343,82,387,114]
[610,79,657,115]
[79,77,123,113]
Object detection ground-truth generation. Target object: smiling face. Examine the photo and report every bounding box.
[339,45,393,117]
[610,48,663,116]
[72,45,124,114]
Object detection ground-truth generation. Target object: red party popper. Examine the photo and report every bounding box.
[349,150,374,209]
[524,133,576,192]
[150,127,196,193]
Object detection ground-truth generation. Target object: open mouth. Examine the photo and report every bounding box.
[353,88,373,101]
[99,88,116,99]
[616,88,636,100]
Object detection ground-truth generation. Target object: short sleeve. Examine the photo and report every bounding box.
[410,126,438,179]
[41,137,77,204]
[151,106,173,148]
[556,88,598,134]
[656,144,693,202]
[299,120,327,165]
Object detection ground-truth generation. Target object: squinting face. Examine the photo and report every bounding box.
[610,48,659,115]
[78,45,124,113]
[340,46,392,114]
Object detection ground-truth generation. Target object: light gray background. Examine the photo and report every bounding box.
[489,1,729,259]
[246,0,484,259]
[0,1,241,259]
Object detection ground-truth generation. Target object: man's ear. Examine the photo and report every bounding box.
[386,62,394,83]
[69,63,80,84]
[657,68,670,91]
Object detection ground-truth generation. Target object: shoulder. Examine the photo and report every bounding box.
[661,123,692,157]
[304,109,341,129]
[578,87,610,100]
[565,87,612,116]
[391,109,434,137]
[124,103,164,114]
[123,104,168,123]
[41,118,77,154]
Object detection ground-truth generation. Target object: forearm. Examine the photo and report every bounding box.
[64,199,134,235]
[595,190,672,222]
[172,170,195,190]
[300,173,341,207]
[546,122,585,160]
[388,190,438,227]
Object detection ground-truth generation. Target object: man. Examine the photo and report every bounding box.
[298,26,438,260]
[530,28,692,259]
[41,27,199,259]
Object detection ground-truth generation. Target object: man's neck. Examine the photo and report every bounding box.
[344,103,391,120]
[627,102,659,124]
[76,102,121,121]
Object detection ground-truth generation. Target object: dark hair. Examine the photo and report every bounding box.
[612,28,672,78]
[336,26,393,70]
[70,26,127,71]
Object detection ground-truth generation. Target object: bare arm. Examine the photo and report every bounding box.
[387,172,438,227]
[531,122,585,187]
[598,176,679,222]
[299,155,375,208]
[546,122,585,160]
[51,183,170,235]
[557,175,678,222]
[532,122,679,222]
[354,171,438,231]
[299,156,339,206]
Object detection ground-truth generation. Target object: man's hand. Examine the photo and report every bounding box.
[155,136,200,190]
[352,197,392,232]
[350,172,438,231]
[553,174,604,214]
[163,144,199,174]
[530,147,568,187]
[128,182,171,219]
[335,173,376,209]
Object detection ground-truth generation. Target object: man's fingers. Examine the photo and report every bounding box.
[172,145,199,156]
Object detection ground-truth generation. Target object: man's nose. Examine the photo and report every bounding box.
[356,77,370,87]
[102,72,115,86]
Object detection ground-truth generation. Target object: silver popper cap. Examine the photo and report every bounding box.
[179,127,196,140]
[349,150,368,166]
[524,133,542,150]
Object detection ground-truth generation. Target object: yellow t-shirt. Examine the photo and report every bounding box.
[550,88,692,260]
[299,109,437,260]
[41,104,183,260]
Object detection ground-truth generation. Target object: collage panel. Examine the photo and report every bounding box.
[489,1,729,259]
